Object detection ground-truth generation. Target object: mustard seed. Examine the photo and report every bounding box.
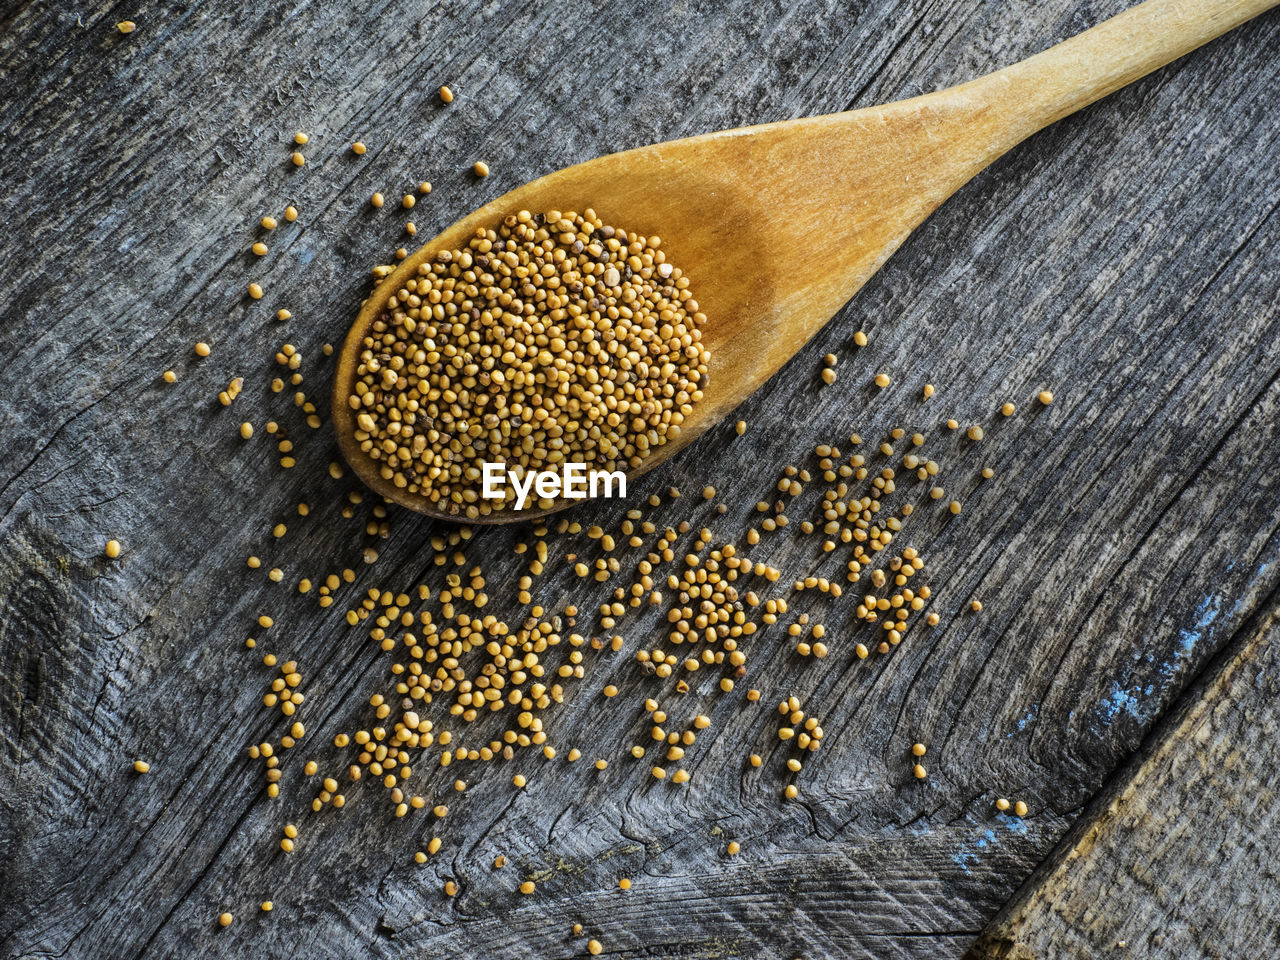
[162,370,176,383]
[821,367,837,385]
[290,151,305,166]
[116,20,136,33]
[252,242,268,256]
[402,194,415,209]
[911,743,926,757]
[588,940,603,956]
[520,881,535,894]
[195,342,211,358]
[261,901,273,912]
[950,500,962,514]
[874,373,890,388]
[261,215,277,230]
[472,161,489,177]
[1039,390,1054,404]
[854,330,868,346]
[1001,402,1016,416]
[736,420,747,435]
[971,599,982,612]
[249,283,264,299]
[913,763,927,779]
[619,877,631,890]
[439,85,454,103]
[726,841,740,855]
[284,205,298,222]
[922,383,934,399]
[1014,801,1028,816]
[105,539,122,559]
[240,422,254,439]
[294,131,309,145]
[995,798,1010,811]
[370,192,384,208]
[132,759,149,773]
[352,141,366,155]
[418,181,432,194]
[967,425,984,441]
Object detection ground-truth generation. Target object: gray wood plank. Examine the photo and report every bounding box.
[2,0,1279,957]
[969,598,1280,959]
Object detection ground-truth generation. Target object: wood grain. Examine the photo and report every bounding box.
[969,599,1280,958]
[1,0,1278,958]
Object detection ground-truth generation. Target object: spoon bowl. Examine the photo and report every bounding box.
[334,0,1277,522]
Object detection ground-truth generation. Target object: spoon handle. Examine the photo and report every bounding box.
[961,0,1279,152]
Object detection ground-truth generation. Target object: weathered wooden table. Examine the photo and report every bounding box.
[3,1,1278,957]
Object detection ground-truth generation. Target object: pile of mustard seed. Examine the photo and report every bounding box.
[347,208,709,517]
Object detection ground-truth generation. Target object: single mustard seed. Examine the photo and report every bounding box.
[736,420,747,435]
[248,283,264,299]
[619,877,631,890]
[588,940,603,956]
[116,20,137,33]
[995,798,1011,812]
[195,341,211,358]
[927,613,940,626]
[473,160,489,177]
[1038,390,1055,405]
[911,743,926,757]
[291,151,305,166]
[913,764,927,779]
[854,330,868,346]
[252,242,268,256]
[1001,402,1016,416]
[133,759,150,773]
[402,194,415,209]
[284,205,298,221]
[261,901,273,912]
[439,85,454,103]
[261,215,277,230]
[520,881,535,895]
[950,500,962,515]
[352,141,367,155]
[105,539,122,559]
[512,774,527,788]
[277,308,291,321]
[239,422,254,439]
[294,131,309,145]
[218,913,233,928]
[162,370,176,383]
[821,367,837,385]
[726,841,740,855]
[1014,801,1029,817]
[967,425,985,441]
[923,383,935,399]
[874,373,891,388]
[370,192,384,208]
[971,599,983,612]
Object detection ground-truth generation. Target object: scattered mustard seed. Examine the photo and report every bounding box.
[619,877,631,890]
[352,141,367,155]
[418,181,432,194]
[439,85,454,103]
[195,342,211,358]
[970,599,983,612]
[162,370,176,383]
[291,151,306,166]
[472,160,489,177]
[1014,800,1028,817]
[519,880,535,895]
[1001,402,1016,416]
[913,763,927,779]
[874,373,891,388]
[293,131,309,145]
[105,539,122,559]
[218,913,233,928]
[239,422,254,440]
[911,743,926,757]
[370,192,384,208]
[726,841,740,855]
[588,940,603,956]
[1038,390,1054,405]
[132,759,150,773]
[995,798,1011,812]
[284,205,298,222]
[116,20,137,33]
[923,383,934,399]
[248,283,264,299]
[736,420,747,435]
[252,242,268,256]
[854,330,868,346]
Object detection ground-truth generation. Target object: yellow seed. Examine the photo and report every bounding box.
[261,215,277,230]
[218,912,233,927]
[402,194,415,209]
[240,422,254,440]
[277,309,291,321]
[971,599,983,612]
[512,774,527,788]
[132,759,149,773]
[874,373,891,388]
[922,383,934,399]
[967,425,984,441]
[261,901,273,912]
[280,837,294,852]
[116,20,137,33]
[294,131,309,145]
[105,539,122,559]
[195,341,211,357]
[735,420,747,435]
[248,283,264,299]
[291,151,305,166]
[284,205,298,222]
[284,823,298,839]
[1014,800,1028,817]
[1001,402,1016,416]
[418,181,432,194]
[726,841,740,855]
[854,330,868,346]
[1038,390,1054,404]
[520,881,535,895]
[473,161,489,177]
[352,141,366,155]
[371,192,384,208]
[911,743,926,757]
[784,784,798,799]
[619,877,631,890]
[821,367,836,385]
[428,837,442,854]
[588,940,603,956]
[913,764,927,779]
[439,85,454,103]
[995,798,1011,811]
[162,370,176,383]
[950,500,962,514]
[252,242,268,256]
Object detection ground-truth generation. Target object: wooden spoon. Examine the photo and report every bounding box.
[334,0,1276,523]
